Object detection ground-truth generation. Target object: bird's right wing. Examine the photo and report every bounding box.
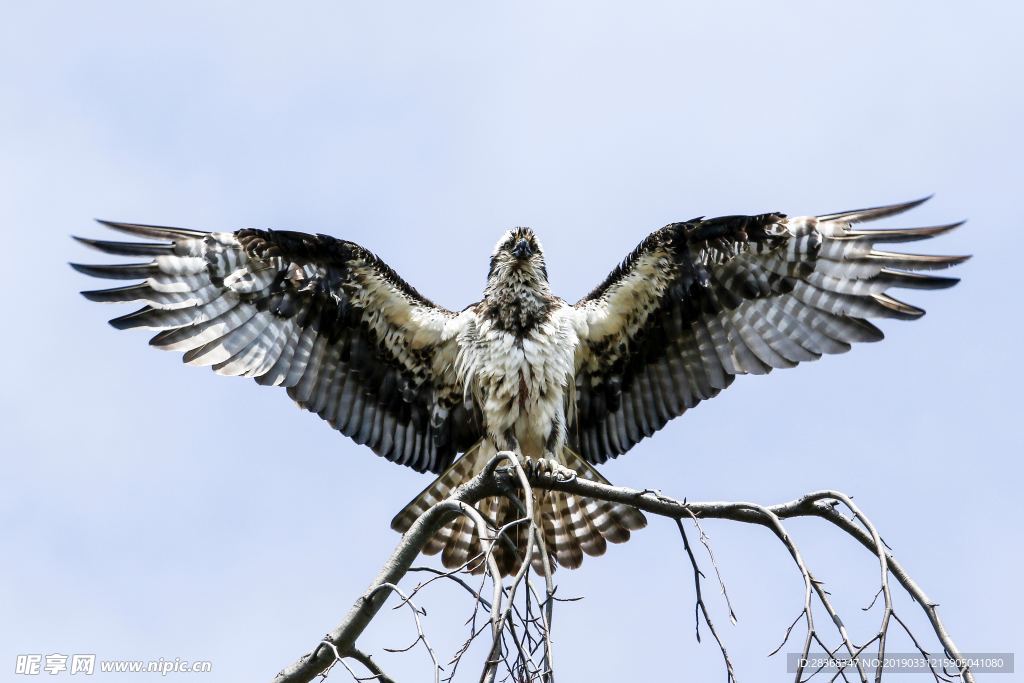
[73,222,481,473]
[571,198,967,464]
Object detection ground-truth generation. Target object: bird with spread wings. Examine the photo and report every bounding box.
[73,198,966,573]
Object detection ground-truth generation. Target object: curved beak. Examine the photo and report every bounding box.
[512,238,533,260]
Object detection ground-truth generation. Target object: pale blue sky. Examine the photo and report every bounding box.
[1,2,1021,680]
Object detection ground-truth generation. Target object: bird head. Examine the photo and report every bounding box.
[487,227,549,286]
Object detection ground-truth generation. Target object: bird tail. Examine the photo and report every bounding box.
[390,442,647,575]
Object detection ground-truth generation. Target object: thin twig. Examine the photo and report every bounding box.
[675,518,736,682]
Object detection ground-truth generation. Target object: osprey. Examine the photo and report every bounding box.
[73,198,965,573]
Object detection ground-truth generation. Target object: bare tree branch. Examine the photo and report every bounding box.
[273,461,506,683]
[675,517,736,681]
[536,478,974,683]
[348,648,395,683]
[272,454,974,683]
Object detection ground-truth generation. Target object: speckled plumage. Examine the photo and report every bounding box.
[73,199,966,573]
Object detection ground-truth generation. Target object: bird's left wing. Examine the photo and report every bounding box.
[73,221,480,473]
[571,198,966,464]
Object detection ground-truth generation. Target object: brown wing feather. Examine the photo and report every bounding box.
[572,200,966,464]
[73,221,482,473]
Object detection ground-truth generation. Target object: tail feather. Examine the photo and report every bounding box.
[545,490,584,568]
[421,526,449,557]
[569,452,647,545]
[390,442,482,533]
[566,492,608,557]
[441,513,471,569]
[390,442,647,575]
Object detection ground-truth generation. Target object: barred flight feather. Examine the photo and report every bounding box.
[572,198,966,464]
[73,221,479,474]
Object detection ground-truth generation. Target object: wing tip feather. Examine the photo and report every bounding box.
[819,195,933,224]
[846,220,967,243]
[872,293,926,320]
[73,234,174,256]
[107,306,153,330]
[94,218,207,240]
[80,284,143,302]
[70,261,157,279]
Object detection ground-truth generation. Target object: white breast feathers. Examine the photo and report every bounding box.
[457,305,579,458]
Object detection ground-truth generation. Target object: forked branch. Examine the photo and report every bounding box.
[273,453,973,683]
